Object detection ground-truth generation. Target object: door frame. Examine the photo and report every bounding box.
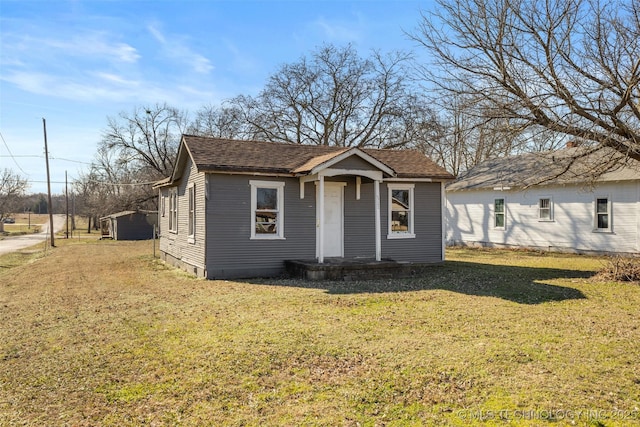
[316,181,346,259]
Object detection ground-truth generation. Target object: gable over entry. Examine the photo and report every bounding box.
[294,147,395,263]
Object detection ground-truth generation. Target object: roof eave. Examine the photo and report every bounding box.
[305,147,396,177]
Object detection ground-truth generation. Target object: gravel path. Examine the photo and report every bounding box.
[0,214,67,256]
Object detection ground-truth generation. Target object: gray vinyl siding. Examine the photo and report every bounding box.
[162,170,446,278]
[158,188,169,251]
[339,178,444,261]
[344,178,376,258]
[381,182,443,262]
[159,157,207,276]
[206,174,316,279]
[333,156,381,171]
[113,213,154,240]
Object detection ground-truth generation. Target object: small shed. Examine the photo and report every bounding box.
[100,210,157,240]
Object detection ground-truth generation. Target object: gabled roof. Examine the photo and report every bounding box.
[99,210,156,220]
[291,147,396,176]
[448,146,640,191]
[159,135,453,186]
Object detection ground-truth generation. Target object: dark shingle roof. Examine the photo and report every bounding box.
[448,147,640,191]
[181,135,453,179]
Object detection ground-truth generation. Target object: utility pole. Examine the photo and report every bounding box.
[71,192,76,236]
[43,118,55,247]
[65,170,69,238]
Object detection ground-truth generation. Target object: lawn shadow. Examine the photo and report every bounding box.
[249,260,590,305]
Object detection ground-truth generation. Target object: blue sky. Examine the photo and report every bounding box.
[0,0,433,194]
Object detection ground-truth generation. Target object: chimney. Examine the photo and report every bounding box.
[566,140,579,148]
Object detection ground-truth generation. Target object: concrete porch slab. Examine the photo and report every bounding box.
[284,258,440,281]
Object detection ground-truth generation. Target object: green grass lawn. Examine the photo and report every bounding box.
[0,213,48,237]
[0,241,638,426]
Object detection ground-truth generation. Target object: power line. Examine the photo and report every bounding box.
[0,154,93,165]
[21,178,157,186]
[0,131,29,175]
[52,157,92,165]
[83,178,158,186]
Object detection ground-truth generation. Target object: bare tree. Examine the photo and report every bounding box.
[75,143,159,224]
[92,103,187,214]
[188,103,248,139]
[411,0,640,167]
[224,44,436,148]
[99,103,188,178]
[0,169,29,231]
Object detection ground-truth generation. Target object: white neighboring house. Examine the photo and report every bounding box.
[446,147,640,255]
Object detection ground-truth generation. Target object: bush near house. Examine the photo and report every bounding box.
[597,256,640,283]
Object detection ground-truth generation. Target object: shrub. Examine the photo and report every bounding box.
[597,256,640,282]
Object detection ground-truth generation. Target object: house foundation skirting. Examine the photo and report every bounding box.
[285,258,442,281]
[447,240,639,257]
[160,251,206,278]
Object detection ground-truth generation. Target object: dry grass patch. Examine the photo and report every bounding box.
[0,213,48,237]
[0,242,639,426]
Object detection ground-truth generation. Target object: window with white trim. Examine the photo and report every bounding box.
[594,197,611,231]
[538,197,552,221]
[494,198,505,229]
[250,180,285,239]
[188,184,195,242]
[168,188,178,232]
[161,194,166,217]
[388,184,415,238]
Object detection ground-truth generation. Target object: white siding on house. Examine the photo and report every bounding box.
[446,181,640,255]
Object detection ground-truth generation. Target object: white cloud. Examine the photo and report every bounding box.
[312,15,364,43]
[146,24,214,74]
[147,24,166,44]
[94,72,140,86]
[0,20,218,106]
[38,33,140,63]
[223,40,258,74]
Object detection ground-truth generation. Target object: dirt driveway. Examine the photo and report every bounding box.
[0,214,66,256]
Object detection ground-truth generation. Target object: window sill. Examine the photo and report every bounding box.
[188,236,195,244]
[538,219,554,222]
[387,233,416,239]
[250,236,286,240]
[592,229,613,234]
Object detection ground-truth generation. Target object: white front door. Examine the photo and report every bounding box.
[320,182,344,258]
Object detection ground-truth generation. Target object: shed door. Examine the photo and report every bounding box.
[322,182,344,257]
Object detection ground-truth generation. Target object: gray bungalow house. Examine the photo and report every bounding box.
[155,135,454,279]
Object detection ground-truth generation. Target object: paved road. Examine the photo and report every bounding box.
[0,214,67,256]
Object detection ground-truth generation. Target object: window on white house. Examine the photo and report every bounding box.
[595,197,611,231]
[250,180,285,239]
[188,184,195,242]
[161,195,165,217]
[169,188,178,232]
[494,198,505,228]
[539,197,552,221]
[388,184,415,238]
